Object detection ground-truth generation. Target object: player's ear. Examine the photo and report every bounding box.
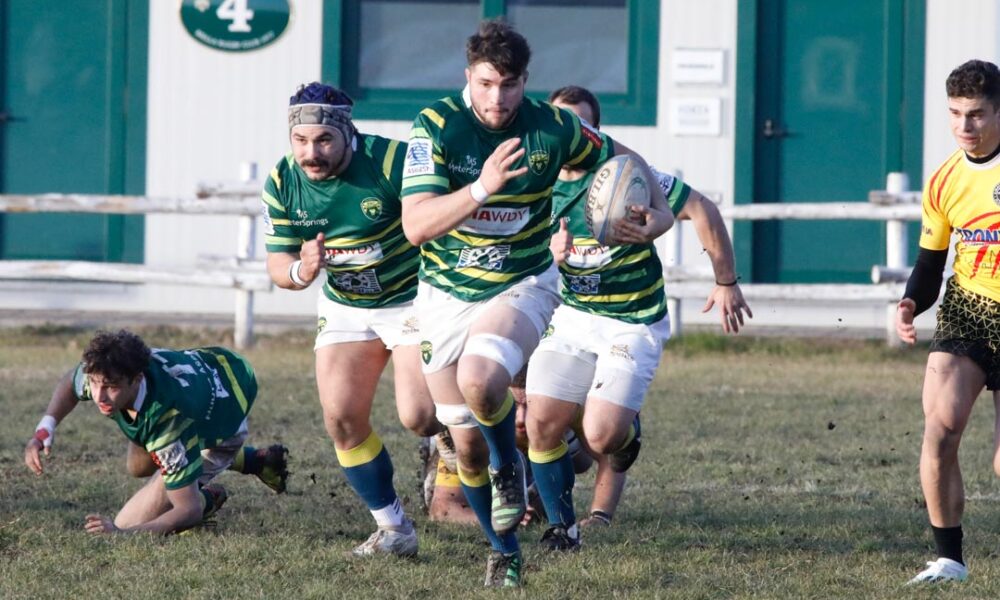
[465,67,471,84]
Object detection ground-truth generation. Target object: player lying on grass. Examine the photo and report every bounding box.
[24,329,288,535]
[523,85,752,550]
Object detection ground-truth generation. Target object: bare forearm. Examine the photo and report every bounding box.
[266,252,302,290]
[683,193,736,282]
[402,189,482,246]
[44,372,81,424]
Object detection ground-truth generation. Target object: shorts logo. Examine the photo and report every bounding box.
[152,441,188,475]
[360,197,383,220]
[567,274,601,295]
[610,344,634,361]
[402,317,419,335]
[404,138,434,177]
[420,340,433,364]
[542,324,554,339]
[331,269,382,294]
[317,316,327,334]
[457,245,511,271]
[528,149,550,175]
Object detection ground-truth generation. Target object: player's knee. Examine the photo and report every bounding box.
[923,418,963,455]
[459,334,523,406]
[321,410,368,445]
[126,456,157,478]
[398,402,439,437]
[585,427,625,455]
[526,412,565,448]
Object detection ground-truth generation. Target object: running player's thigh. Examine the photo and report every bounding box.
[315,339,391,415]
[922,351,986,433]
[391,344,436,433]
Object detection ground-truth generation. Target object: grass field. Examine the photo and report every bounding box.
[3,325,1000,599]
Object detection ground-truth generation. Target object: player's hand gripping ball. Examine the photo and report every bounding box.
[584,155,651,246]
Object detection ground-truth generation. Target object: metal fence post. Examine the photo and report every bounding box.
[884,172,909,347]
[664,170,684,338]
[234,161,258,349]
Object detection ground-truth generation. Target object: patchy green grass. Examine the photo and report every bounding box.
[2,325,999,599]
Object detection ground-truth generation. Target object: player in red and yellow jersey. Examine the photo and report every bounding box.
[897,59,1000,584]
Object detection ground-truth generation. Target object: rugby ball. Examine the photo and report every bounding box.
[584,155,650,246]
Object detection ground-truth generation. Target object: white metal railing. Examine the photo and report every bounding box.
[661,172,919,344]
[1,171,923,345]
[0,165,267,348]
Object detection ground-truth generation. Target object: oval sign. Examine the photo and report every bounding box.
[180,0,290,53]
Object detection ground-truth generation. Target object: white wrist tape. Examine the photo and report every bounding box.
[470,179,490,204]
[35,415,57,448]
[288,260,308,287]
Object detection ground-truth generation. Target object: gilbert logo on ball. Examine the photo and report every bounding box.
[585,155,650,246]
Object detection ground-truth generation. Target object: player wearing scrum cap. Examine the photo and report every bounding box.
[261,82,444,557]
[400,20,672,587]
[524,86,751,551]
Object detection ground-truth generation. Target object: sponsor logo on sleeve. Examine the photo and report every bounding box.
[261,204,275,235]
[580,120,603,149]
[404,138,435,177]
[152,440,189,475]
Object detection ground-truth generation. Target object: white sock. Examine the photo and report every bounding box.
[371,497,405,528]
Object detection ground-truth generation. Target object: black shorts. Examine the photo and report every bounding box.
[930,277,1000,390]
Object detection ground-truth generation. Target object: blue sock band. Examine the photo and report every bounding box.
[460,478,520,554]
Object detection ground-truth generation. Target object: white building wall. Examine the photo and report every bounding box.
[0,0,993,333]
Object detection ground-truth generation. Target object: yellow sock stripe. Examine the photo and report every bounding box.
[528,441,569,464]
[473,394,514,427]
[209,353,249,414]
[615,424,636,453]
[335,431,384,468]
[435,459,462,487]
[457,466,490,487]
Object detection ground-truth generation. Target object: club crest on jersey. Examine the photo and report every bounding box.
[993,181,1000,207]
[420,341,433,364]
[361,197,383,220]
[152,441,188,475]
[528,149,550,175]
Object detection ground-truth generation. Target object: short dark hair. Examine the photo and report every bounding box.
[549,85,602,128]
[946,60,1000,107]
[289,82,354,107]
[466,19,531,78]
[82,330,151,382]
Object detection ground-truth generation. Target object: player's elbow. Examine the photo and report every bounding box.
[403,221,430,247]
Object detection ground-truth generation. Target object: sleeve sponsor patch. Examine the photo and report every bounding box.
[649,167,676,196]
[580,120,603,149]
[261,203,275,235]
[403,138,435,178]
[151,440,189,475]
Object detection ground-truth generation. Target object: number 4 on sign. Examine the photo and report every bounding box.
[217,0,254,33]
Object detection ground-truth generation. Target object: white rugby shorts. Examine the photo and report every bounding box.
[314,292,420,351]
[525,304,670,411]
[416,263,561,374]
[198,418,250,484]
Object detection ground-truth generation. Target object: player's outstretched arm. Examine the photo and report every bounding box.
[679,191,753,334]
[85,484,204,535]
[402,138,528,245]
[265,232,326,290]
[24,369,81,475]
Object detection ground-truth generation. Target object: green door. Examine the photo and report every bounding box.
[736,0,924,282]
[0,0,147,262]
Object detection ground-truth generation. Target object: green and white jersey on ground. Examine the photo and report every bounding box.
[262,133,418,308]
[401,88,614,302]
[73,347,257,490]
[552,168,691,325]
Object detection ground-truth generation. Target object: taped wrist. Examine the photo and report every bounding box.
[904,248,947,316]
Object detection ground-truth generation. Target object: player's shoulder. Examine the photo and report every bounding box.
[415,93,467,135]
[265,153,298,193]
[358,132,406,160]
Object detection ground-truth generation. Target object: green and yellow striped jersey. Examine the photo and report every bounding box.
[262,133,418,308]
[552,169,691,324]
[73,347,257,490]
[401,89,614,302]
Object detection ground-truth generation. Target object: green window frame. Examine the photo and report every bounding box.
[321,0,659,125]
